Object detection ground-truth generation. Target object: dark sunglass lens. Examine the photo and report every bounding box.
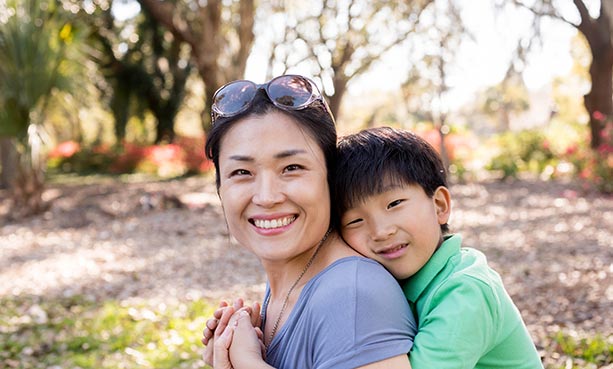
[268,76,313,108]
[213,81,257,115]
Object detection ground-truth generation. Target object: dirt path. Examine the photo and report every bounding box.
[1,176,611,365]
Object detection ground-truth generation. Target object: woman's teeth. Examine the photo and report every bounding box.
[254,216,296,229]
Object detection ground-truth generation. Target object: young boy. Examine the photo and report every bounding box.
[333,126,543,369]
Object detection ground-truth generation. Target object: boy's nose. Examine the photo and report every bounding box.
[370,222,396,241]
[252,174,285,207]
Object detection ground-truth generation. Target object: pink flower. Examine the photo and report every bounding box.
[565,145,577,156]
[49,141,80,158]
[592,111,606,121]
[145,144,186,165]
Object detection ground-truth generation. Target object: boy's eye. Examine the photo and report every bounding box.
[387,199,404,209]
[345,218,363,227]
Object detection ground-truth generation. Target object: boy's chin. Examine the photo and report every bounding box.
[385,266,414,280]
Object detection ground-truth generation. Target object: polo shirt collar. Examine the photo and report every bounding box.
[402,234,462,303]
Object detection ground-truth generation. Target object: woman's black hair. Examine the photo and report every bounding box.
[205,86,338,227]
[334,126,449,233]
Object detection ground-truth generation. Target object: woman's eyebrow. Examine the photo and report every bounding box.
[228,149,307,162]
[275,149,307,159]
[228,155,253,162]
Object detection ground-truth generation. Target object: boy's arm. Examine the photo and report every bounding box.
[409,277,497,369]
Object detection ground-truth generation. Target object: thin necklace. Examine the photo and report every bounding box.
[265,228,331,347]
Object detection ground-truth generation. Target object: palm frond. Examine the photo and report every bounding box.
[0,0,88,137]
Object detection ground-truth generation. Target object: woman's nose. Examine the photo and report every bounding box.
[252,174,285,207]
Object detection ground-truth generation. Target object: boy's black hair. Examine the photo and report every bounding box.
[334,126,449,232]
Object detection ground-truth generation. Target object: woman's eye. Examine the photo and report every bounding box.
[230,169,250,177]
[284,164,303,172]
[387,199,404,209]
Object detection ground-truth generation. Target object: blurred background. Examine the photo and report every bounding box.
[0,0,612,368]
[0,0,611,201]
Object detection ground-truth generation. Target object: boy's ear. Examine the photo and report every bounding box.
[433,186,451,225]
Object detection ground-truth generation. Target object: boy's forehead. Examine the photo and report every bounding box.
[347,181,408,209]
[374,175,411,194]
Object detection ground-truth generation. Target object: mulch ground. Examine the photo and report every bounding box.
[1,175,611,367]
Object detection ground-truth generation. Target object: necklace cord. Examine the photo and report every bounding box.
[265,228,332,347]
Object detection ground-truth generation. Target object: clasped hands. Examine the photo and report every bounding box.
[201,299,266,369]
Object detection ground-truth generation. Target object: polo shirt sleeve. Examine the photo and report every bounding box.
[409,274,498,369]
[311,259,416,369]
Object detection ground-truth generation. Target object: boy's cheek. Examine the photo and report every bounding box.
[341,230,368,254]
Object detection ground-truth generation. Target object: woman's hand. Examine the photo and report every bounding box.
[228,310,269,369]
[213,305,238,369]
[202,298,262,367]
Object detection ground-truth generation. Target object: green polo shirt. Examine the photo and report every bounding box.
[402,234,543,369]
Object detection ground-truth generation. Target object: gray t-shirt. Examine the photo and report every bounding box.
[262,256,416,369]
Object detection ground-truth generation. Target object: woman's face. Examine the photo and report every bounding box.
[217,111,331,263]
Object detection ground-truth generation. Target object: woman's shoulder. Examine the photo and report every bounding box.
[301,256,412,324]
[320,255,384,274]
[309,256,401,297]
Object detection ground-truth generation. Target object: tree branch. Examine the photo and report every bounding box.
[573,0,594,35]
[137,0,198,48]
[510,0,578,28]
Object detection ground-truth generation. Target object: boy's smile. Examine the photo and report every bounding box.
[340,183,451,280]
[375,242,409,259]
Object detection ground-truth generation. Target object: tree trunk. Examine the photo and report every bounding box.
[584,43,613,148]
[154,112,176,144]
[137,0,255,133]
[575,0,613,148]
[437,121,450,174]
[329,74,349,120]
[0,137,17,189]
[9,142,47,218]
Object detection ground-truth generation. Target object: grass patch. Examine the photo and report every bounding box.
[0,295,216,368]
[548,330,613,369]
[3,294,611,369]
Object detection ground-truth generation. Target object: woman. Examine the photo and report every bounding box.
[202,74,416,369]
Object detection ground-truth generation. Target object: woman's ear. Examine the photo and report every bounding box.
[433,186,451,225]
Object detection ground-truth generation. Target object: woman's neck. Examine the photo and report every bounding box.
[263,230,337,299]
[264,232,359,298]
[264,247,322,300]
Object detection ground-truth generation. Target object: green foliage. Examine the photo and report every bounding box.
[563,115,613,194]
[49,147,115,174]
[0,0,88,138]
[0,295,215,369]
[550,331,613,368]
[88,2,192,143]
[486,129,557,180]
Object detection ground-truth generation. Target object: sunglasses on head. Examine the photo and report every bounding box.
[211,74,333,124]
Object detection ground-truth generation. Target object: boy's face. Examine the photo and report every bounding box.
[340,183,451,280]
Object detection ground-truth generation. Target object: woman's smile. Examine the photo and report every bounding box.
[251,215,297,230]
[217,111,331,262]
